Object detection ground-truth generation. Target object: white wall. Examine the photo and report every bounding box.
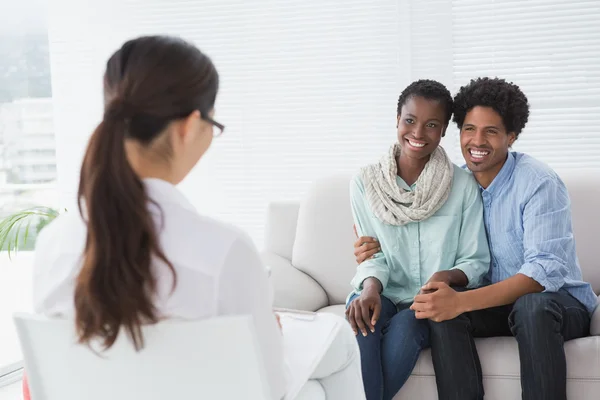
[49,0,415,244]
[48,0,600,245]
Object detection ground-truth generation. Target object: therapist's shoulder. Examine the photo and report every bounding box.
[165,205,257,264]
[197,214,253,249]
[33,211,87,297]
[35,211,86,254]
[189,215,263,278]
[168,206,251,250]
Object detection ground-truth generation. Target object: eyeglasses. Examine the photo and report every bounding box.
[202,115,225,137]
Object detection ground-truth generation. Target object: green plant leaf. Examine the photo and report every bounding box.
[23,220,32,249]
[0,206,61,259]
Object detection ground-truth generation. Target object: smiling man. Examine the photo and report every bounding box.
[409,77,598,400]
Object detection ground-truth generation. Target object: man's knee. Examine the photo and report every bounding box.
[509,293,561,333]
[427,314,469,336]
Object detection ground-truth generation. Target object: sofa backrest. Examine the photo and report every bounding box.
[291,174,356,305]
[288,171,600,305]
[558,170,600,294]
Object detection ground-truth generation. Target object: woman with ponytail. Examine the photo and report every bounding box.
[31,35,365,399]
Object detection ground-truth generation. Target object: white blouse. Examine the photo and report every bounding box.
[33,178,286,400]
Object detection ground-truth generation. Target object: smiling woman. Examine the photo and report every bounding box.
[396,96,448,184]
[346,79,491,400]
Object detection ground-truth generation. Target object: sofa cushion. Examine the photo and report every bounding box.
[318,304,600,379]
[317,304,346,316]
[292,174,357,305]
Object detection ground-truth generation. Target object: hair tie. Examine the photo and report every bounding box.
[104,98,134,122]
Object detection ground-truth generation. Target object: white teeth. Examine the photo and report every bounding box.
[408,140,425,148]
[470,149,489,159]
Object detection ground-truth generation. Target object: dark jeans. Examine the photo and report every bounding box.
[347,293,430,400]
[428,291,590,400]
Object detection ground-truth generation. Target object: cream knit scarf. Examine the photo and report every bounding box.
[360,143,454,226]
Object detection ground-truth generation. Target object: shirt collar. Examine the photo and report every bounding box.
[143,178,197,213]
[396,175,415,191]
[481,152,516,196]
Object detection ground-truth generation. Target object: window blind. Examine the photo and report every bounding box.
[49,0,413,245]
[452,0,600,168]
[408,0,600,168]
[48,0,600,245]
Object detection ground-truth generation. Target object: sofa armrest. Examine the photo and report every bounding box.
[591,296,600,336]
[263,252,328,312]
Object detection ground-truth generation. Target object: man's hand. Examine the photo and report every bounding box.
[345,279,382,336]
[421,271,452,294]
[353,225,380,264]
[410,282,464,322]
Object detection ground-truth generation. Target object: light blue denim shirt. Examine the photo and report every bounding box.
[350,164,491,305]
[478,152,598,313]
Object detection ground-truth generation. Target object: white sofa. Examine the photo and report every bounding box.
[263,172,600,400]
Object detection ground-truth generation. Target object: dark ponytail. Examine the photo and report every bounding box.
[74,36,218,350]
[75,107,174,351]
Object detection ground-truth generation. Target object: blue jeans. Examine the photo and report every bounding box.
[347,293,430,400]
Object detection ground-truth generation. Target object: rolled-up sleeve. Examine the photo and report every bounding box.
[517,177,571,292]
[349,175,390,291]
[451,178,491,288]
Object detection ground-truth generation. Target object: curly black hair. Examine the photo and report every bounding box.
[397,79,453,124]
[453,77,530,138]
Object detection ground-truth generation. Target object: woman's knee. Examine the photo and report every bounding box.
[387,309,429,345]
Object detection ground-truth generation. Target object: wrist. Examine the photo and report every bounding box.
[362,277,383,294]
[430,271,452,285]
[457,291,471,314]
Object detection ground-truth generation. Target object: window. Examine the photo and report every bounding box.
[0,0,56,386]
[47,0,600,247]
[407,0,600,169]
[49,0,413,245]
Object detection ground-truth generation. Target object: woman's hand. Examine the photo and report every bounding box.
[420,271,452,294]
[345,278,382,336]
[421,270,468,294]
[353,225,380,264]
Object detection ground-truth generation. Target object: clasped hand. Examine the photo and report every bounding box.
[410,281,463,322]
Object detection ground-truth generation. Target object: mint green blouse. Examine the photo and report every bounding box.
[350,164,490,305]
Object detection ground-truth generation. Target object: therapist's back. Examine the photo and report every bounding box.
[32,36,286,399]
